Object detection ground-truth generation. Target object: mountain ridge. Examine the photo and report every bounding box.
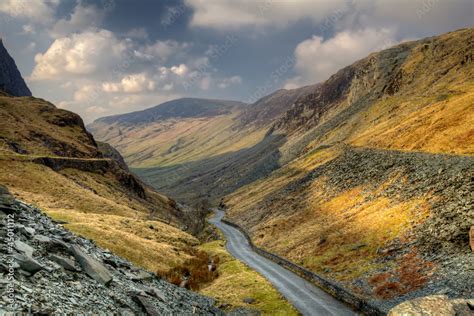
[0,39,31,97]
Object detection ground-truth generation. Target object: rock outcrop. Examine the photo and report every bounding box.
[0,186,221,314]
[0,39,31,97]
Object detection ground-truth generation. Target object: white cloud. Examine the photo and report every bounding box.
[50,3,105,38]
[185,0,347,29]
[73,85,99,102]
[101,73,156,93]
[285,28,396,88]
[170,64,189,76]
[30,30,129,80]
[121,73,156,93]
[0,0,59,24]
[218,75,242,88]
[200,76,212,90]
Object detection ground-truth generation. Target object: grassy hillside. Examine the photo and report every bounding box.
[224,27,474,305]
[0,95,203,273]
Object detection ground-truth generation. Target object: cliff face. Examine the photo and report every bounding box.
[0,40,31,97]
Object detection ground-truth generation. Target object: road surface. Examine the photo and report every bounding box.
[208,209,356,316]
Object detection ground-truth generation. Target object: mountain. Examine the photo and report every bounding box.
[223,27,473,307]
[89,89,316,203]
[0,39,31,96]
[0,46,213,276]
[90,27,474,307]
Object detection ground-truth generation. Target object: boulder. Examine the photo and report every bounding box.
[33,235,52,243]
[14,240,35,257]
[388,295,463,315]
[14,254,44,274]
[133,295,162,316]
[49,254,80,272]
[70,245,112,285]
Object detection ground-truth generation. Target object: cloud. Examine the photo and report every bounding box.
[136,40,190,61]
[0,0,59,24]
[30,30,129,80]
[50,3,105,38]
[102,73,156,93]
[185,0,347,29]
[285,28,396,88]
[170,64,189,76]
[218,75,242,88]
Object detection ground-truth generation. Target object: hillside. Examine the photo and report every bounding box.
[224,27,474,307]
[89,89,316,203]
[0,94,211,274]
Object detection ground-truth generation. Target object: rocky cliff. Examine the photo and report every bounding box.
[0,40,31,97]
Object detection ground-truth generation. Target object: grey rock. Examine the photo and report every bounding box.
[133,295,162,316]
[13,254,43,274]
[70,245,112,285]
[14,240,35,257]
[243,297,255,304]
[48,254,79,272]
[33,235,52,243]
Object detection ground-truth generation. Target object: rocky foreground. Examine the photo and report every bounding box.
[0,185,221,315]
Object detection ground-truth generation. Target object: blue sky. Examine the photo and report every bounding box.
[0,0,472,123]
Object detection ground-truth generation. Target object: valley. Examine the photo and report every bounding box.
[0,12,472,315]
[89,27,474,313]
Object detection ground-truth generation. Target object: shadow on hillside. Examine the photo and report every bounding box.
[133,133,287,204]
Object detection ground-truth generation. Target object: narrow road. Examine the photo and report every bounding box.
[208,209,356,316]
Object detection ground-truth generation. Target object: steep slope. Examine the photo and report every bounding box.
[224,27,474,308]
[0,190,221,314]
[0,39,31,96]
[0,94,207,274]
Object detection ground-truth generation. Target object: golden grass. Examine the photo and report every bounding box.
[350,84,474,155]
[225,147,432,283]
[0,158,199,273]
[48,209,198,273]
[92,111,268,169]
[198,240,298,316]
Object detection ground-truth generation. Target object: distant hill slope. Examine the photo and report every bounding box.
[0,39,31,96]
[89,90,315,203]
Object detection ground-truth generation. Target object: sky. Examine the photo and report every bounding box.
[0,0,472,123]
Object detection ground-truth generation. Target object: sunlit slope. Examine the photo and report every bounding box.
[0,95,201,273]
[274,27,474,161]
[224,27,474,302]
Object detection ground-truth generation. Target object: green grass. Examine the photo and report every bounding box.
[198,240,298,315]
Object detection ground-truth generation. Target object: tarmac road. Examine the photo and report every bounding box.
[208,209,356,316]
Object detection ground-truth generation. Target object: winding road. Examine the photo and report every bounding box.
[208,209,356,316]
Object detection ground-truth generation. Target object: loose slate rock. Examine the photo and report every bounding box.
[70,245,112,285]
[49,254,79,272]
[134,295,162,316]
[14,254,43,274]
[14,240,35,257]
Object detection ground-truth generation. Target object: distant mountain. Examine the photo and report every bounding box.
[0,39,31,96]
[94,98,245,125]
